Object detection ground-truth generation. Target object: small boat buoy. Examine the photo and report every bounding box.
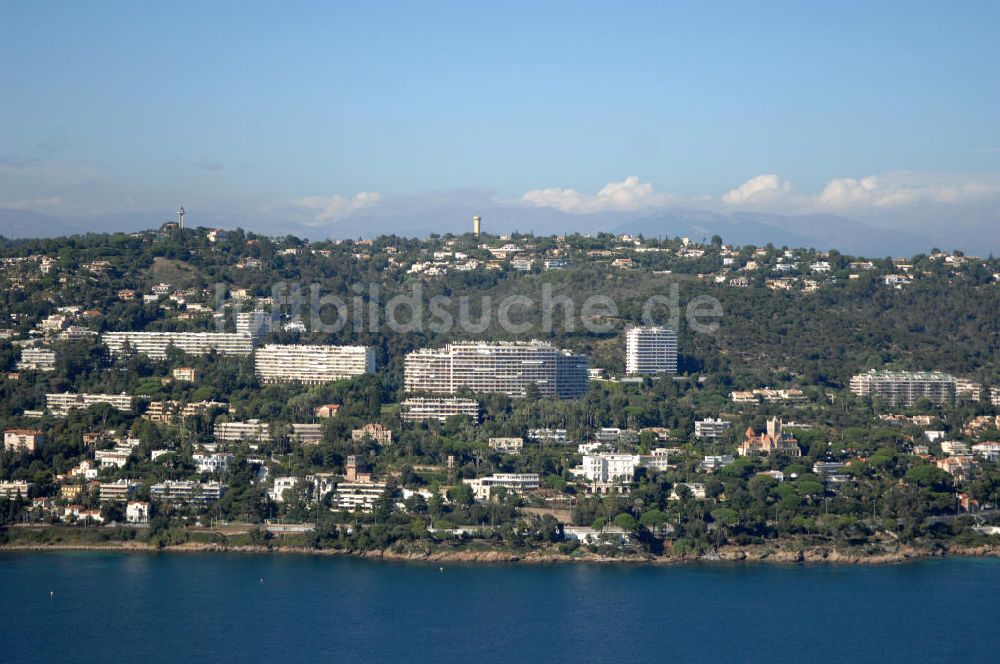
[439,566,444,572]
[49,590,54,598]
[259,578,264,584]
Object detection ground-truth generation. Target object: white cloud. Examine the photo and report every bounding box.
[817,173,1000,209]
[521,176,674,213]
[818,175,885,207]
[715,171,1000,214]
[292,191,380,223]
[722,174,792,204]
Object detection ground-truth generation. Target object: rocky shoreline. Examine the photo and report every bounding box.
[3,540,999,565]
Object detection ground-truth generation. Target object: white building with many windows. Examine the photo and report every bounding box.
[0,481,32,499]
[695,418,733,439]
[4,429,43,454]
[404,340,589,399]
[289,423,324,445]
[254,344,375,384]
[331,482,387,512]
[46,392,134,416]
[849,370,957,406]
[17,347,56,372]
[463,473,540,500]
[103,331,253,359]
[126,501,150,524]
[488,437,524,454]
[625,326,678,375]
[193,451,235,473]
[400,397,480,422]
[99,479,143,503]
[269,476,301,502]
[214,420,271,444]
[150,480,226,505]
[579,454,639,483]
[235,311,273,342]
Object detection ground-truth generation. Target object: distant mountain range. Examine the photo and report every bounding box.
[0,204,949,258]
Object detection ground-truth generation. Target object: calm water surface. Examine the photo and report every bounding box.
[2,552,999,663]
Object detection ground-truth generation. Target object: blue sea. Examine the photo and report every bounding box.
[2,552,999,663]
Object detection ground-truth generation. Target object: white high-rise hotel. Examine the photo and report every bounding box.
[404,340,589,399]
[255,344,375,384]
[625,327,677,375]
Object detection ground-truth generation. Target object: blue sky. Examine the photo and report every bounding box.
[1,1,998,237]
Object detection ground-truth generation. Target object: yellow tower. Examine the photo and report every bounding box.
[473,215,481,238]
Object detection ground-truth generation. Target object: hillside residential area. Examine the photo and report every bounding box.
[2,223,1000,561]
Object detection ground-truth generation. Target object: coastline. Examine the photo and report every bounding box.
[3,540,999,565]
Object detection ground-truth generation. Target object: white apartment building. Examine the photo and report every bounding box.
[528,428,569,444]
[700,455,735,471]
[193,451,235,473]
[625,327,678,375]
[17,347,56,372]
[671,483,707,500]
[40,314,68,333]
[214,420,271,444]
[580,454,639,483]
[331,482,387,512]
[99,479,143,503]
[404,340,589,399]
[0,481,32,499]
[47,392,134,416]
[267,474,337,505]
[594,428,639,445]
[235,311,273,342]
[463,473,540,500]
[940,441,971,456]
[4,429,43,454]
[400,397,480,422]
[150,480,226,504]
[95,448,132,468]
[489,437,524,454]
[70,460,99,479]
[695,418,733,439]
[972,443,1000,462]
[810,261,832,273]
[955,379,983,402]
[254,344,375,384]
[813,461,848,475]
[126,501,150,524]
[639,448,673,473]
[270,476,300,502]
[172,367,197,382]
[144,400,228,422]
[290,423,324,445]
[103,331,254,359]
[849,370,957,406]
